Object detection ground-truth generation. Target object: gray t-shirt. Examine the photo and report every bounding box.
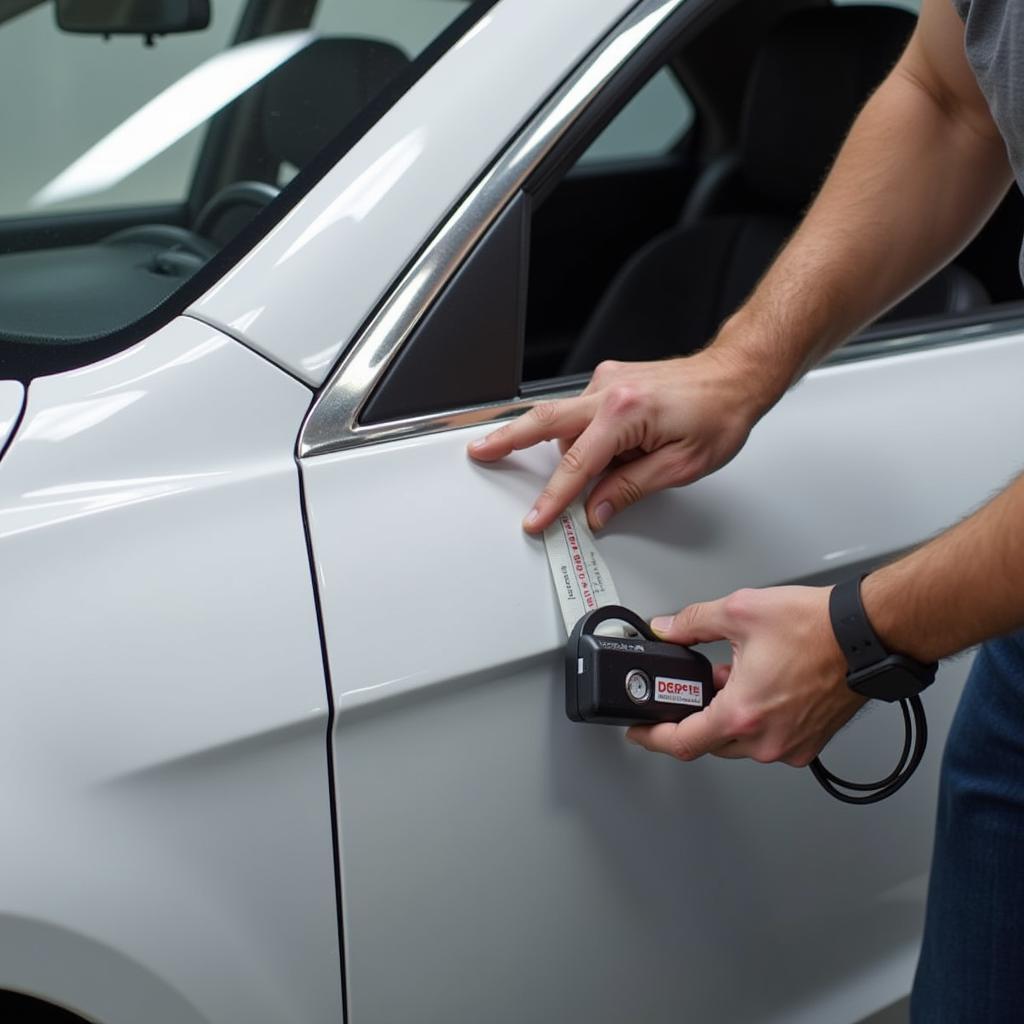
[953,0,1024,279]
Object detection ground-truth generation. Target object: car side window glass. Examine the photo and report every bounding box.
[520,0,1018,386]
[523,61,698,382]
[833,0,921,10]
[576,68,694,166]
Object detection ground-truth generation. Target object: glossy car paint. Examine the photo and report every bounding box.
[4,0,1021,1018]
[0,380,23,454]
[301,330,1024,1023]
[188,0,636,385]
[0,319,340,1024]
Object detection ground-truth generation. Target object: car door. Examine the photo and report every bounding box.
[297,2,1024,1023]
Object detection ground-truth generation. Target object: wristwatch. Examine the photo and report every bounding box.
[829,575,937,702]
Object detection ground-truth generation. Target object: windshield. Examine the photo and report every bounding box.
[0,0,482,379]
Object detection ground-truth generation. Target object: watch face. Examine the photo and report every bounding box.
[849,658,930,702]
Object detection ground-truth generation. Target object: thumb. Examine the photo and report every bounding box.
[650,596,734,646]
[626,700,730,761]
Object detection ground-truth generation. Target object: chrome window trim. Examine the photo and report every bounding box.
[298,0,1024,461]
[823,313,1024,365]
[298,0,690,459]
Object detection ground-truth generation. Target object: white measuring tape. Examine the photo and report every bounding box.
[542,500,628,637]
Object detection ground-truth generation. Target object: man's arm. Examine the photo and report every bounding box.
[719,0,1012,397]
[470,0,1011,534]
[864,473,1024,664]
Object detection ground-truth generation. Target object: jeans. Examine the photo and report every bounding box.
[911,633,1024,1023]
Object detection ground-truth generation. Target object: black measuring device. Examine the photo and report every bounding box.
[566,602,931,805]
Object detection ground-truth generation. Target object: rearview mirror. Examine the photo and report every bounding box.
[56,0,211,37]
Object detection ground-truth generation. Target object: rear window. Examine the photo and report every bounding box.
[0,0,489,380]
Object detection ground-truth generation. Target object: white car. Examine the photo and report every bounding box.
[1,0,1021,1022]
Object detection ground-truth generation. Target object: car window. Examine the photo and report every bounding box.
[313,0,467,55]
[520,0,1019,384]
[523,62,699,381]
[577,68,694,166]
[0,0,484,380]
[834,0,920,10]
[0,0,248,216]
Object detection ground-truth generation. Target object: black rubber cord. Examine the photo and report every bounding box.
[808,696,928,805]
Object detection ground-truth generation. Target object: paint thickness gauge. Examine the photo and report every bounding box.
[566,604,713,725]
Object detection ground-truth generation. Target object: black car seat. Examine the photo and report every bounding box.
[260,36,410,178]
[562,5,988,375]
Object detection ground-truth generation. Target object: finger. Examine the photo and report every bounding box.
[467,399,594,462]
[523,415,624,532]
[625,704,730,762]
[712,663,732,689]
[585,448,683,530]
[649,596,735,646]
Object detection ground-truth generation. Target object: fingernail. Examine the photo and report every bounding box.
[650,616,673,636]
[524,508,540,529]
[593,501,613,528]
[470,436,487,450]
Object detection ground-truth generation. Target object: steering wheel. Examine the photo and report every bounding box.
[193,180,281,241]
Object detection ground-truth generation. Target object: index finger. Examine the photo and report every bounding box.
[467,398,593,462]
[522,412,626,531]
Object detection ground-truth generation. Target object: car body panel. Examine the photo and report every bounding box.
[0,318,340,1024]
[302,330,1024,1022]
[0,380,23,454]
[187,0,638,386]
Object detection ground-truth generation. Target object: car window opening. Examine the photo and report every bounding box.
[520,0,1024,384]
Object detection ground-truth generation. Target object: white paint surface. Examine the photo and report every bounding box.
[0,319,340,1024]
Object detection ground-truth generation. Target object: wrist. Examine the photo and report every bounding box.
[705,313,797,418]
[860,569,944,664]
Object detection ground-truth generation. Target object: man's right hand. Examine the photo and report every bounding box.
[467,348,770,533]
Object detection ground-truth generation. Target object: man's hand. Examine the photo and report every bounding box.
[468,350,768,533]
[626,586,865,766]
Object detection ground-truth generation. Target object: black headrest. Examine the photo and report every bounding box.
[739,5,914,210]
[263,37,410,169]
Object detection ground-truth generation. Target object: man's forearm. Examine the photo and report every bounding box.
[861,472,1024,663]
[709,8,1012,411]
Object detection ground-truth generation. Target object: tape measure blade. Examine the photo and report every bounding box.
[542,500,625,637]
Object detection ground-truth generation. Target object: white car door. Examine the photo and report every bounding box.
[297,2,1024,1022]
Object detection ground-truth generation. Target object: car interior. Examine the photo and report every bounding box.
[0,0,1021,386]
[523,0,1024,381]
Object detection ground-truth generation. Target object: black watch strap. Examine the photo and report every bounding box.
[829,574,888,671]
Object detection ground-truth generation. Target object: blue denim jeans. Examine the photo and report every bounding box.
[911,633,1024,1022]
